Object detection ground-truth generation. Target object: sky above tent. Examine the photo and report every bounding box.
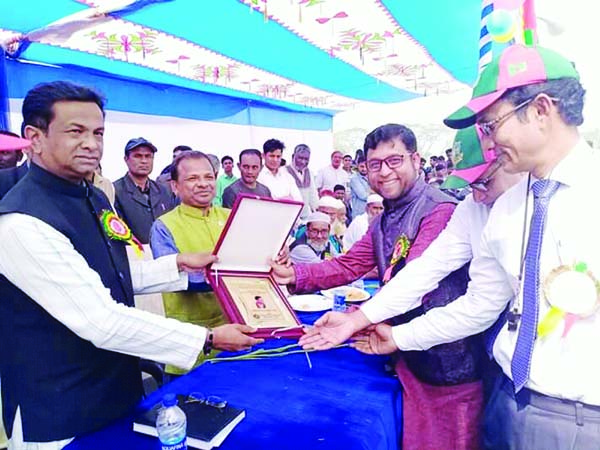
[0,0,482,114]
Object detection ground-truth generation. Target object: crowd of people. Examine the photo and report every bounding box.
[0,42,598,450]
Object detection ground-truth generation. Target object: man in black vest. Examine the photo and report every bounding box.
[0,81,262,449]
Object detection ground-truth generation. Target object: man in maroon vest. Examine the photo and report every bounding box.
[272,123,483,449]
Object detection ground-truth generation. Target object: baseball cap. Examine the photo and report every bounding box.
[444,45,579,129]
[442,126,496,189]
[124,137,157,155]
[0,133,30,151]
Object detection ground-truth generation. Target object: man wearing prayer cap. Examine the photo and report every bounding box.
[290,212,336,264]
[293,195,345,255]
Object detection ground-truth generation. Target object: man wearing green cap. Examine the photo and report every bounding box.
[308,44,599,449]
[301,125,523,449]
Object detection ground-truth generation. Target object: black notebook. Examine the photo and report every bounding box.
[133,398,245,449]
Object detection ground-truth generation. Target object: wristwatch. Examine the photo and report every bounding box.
[203,328,214,355]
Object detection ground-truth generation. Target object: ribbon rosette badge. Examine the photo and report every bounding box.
[382,235,411,284]
[100,210,144,257]
[538,262,600,339]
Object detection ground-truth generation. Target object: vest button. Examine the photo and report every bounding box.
[118,272,125,280]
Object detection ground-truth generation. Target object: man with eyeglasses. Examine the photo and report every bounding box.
[310,45,598,449]
[301,126,523,448]
[289,212,337,264]
[272,123,486,448]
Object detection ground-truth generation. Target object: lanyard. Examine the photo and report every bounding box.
[507,174,532,331]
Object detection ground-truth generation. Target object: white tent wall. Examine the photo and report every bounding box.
[8,99,334,182]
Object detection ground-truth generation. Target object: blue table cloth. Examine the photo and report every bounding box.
[66,310,400,450]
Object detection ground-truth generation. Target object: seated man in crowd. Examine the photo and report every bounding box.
[295,195,345,254]
[290,212,340,264]
[150,151,230,376]
[273,123,482,449]
[222,148,272,209]
[343,193,383,251]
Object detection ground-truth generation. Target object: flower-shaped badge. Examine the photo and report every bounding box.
[100,210,144,257]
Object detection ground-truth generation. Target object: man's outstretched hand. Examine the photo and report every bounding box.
[299,310,371,350]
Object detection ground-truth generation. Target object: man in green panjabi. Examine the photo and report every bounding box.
[150,151,230,375]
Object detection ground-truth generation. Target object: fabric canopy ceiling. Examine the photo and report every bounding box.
[0,0,483,117]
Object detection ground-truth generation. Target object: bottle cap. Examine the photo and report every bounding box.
[162,393,177,407]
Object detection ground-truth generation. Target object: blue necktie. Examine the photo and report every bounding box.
[511,179,561,392]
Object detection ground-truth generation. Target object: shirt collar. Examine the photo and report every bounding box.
[532,138,591,188]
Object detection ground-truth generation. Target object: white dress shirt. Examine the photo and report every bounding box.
[389,140,600,405]
[315,165,350,192]
[257,168,303,202]
[0,213,208,450]
[343,212,370,251]
[361,194,490,324]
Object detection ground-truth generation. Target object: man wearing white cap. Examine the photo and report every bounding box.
[290,212,338,264]
[294,195,345,255]
[0,132,30,200]
[343,193,383,251]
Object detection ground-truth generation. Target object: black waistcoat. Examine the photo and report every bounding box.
[0,164,142,441]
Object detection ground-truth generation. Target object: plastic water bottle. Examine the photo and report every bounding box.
[332,290,347,312]
[156,393,187,450]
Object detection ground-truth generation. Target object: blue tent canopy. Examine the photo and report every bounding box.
[0,0,483,130]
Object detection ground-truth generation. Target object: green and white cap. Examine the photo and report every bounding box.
[442,126,496,189]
